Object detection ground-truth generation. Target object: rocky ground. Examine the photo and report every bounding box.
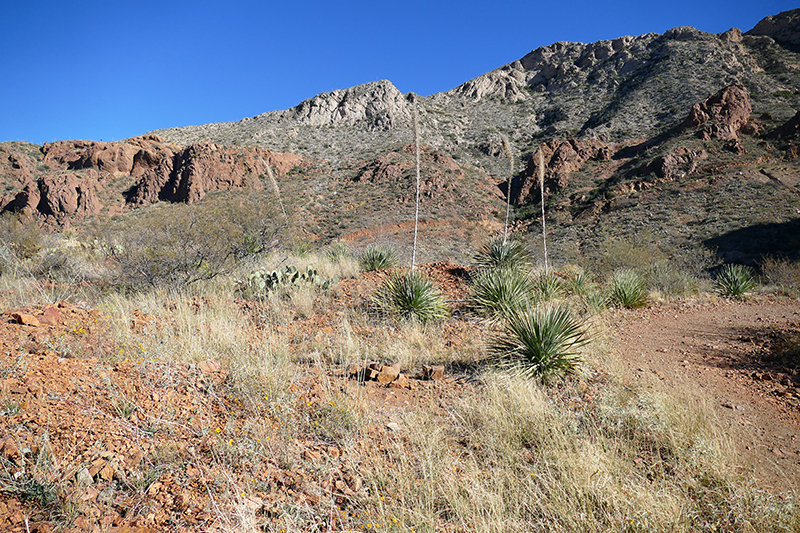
[0,263,797,532]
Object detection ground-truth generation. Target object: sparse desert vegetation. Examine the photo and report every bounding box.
[1,8,800,532]
[0,221,798,532]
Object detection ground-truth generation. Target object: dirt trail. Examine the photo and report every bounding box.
[609,297,800,492]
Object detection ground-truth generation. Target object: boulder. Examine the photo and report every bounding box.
[514,138,611,205]
[683,84,752,140]
[37,172,103,219]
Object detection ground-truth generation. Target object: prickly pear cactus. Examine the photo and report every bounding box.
[235,264,334,300]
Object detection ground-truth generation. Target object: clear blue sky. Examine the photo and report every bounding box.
[1,1,796,144]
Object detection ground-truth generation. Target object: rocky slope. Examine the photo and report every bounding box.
[0,9,798,265]
[151,10,800,174]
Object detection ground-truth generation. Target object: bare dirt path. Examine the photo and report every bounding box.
[609,296,800,492]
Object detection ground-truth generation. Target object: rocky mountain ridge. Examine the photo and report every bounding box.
[0,9,799,265]
[151,10,800,175]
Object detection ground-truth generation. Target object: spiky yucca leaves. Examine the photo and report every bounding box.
[714,264,756,298]
[474,237,531,271]
[469,267,534,323]
[373,269,450,324]
[489,304,588,381]
[564,269,594,297]
[534,273,564,301]
[325,242,350,263]
[359,245,397,272]
[609,269,649,308]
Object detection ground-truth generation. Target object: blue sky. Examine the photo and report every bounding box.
[1,1,796,144]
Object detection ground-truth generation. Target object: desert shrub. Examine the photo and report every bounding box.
[609,269,649,308]
[563,268,594,297]
[468,267,534,322]
[98,196,282,291]
[591,236,663,278]
[714,264,756,298]
[474,236,531,271]
[0,213,42,260]
[760,255,800,296]
[359,245,397,271]
[372,269,449,324]
[488,304,588,381]
[644,260,698,297]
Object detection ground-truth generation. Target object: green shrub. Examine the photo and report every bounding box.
[0,213,42,260]
[359,245,397,271]
[714,264,756,298]
[474,237,531,271]
[98,196,282,290]
[372,269,449,324]
[644,260,698,297]
[469,267,534,322]
[564,269,595,297]
[325,242,350,264]
[609,269,649,308]
[489,304,588,381]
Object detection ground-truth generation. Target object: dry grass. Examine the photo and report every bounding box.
[1,236,798,532]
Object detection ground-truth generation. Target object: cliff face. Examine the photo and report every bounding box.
[0,136,301,222]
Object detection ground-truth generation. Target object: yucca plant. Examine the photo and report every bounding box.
[325,242,350,264]
[608,269,648,308]
[359,245,397,272]
[475,237,531,271]
[372,269,450,324]
[534,273,564,301]
[564,269,595,297]
[489,304,588,381]
[714,264,756,298]
[469,267,534,323]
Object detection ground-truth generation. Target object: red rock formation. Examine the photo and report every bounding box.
[37,171,103,219]
[514,138,611,205]
[683,84,752,140]
[2,137,302,221]
[353,145,468,200]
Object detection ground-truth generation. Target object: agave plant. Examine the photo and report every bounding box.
[608,269,648,308]
[714,264,756,298]
[489,304,588,381]
[372,269,450,324]
[474,237,531,271]
[469,267,534,323]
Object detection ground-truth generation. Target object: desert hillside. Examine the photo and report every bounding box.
[0,8,799,533]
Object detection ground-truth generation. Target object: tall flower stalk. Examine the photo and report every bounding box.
[411,98,421,270]
[501,135,513,244]
[538,149,549,275]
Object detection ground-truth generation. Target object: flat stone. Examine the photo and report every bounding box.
[11,313,39,327]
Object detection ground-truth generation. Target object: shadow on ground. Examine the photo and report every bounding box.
[704,218,800,265]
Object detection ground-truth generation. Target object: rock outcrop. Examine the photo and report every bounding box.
[353,145,470,201]
[639,147,709,181]
[745,8,800,49]
[37,172,103,219]
[683,83,752,140]
[268,80,412,130]
[1,137,302,221]
[513,138,611,205]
